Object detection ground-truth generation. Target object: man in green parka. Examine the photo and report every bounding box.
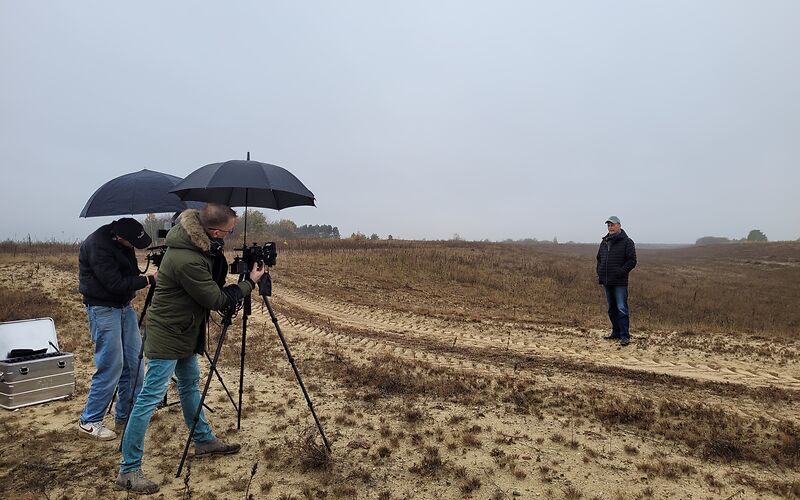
[116,203,265,494]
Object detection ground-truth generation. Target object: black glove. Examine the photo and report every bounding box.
[221,284,245,310]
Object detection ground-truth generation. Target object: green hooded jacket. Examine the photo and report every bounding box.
[144,210,252,359]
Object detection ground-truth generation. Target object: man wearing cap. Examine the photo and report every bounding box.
[78,218,156,440]
[596,216,637,346]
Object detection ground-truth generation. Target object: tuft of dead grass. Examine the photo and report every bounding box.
[290,427,332,472]
[459,476,481,494]
[636,458,696,479]
[409,446,445,476]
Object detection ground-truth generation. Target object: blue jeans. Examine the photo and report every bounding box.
[120,356,215,473]
[80,305,143,425]
[603,286,630,341]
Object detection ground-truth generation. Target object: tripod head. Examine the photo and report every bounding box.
[140,245,167,274]
[145,245,167,267]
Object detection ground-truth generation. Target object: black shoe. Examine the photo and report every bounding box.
[603,334,621,340]
[619,339,630,347]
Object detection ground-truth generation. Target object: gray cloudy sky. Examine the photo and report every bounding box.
[1,1,798,244]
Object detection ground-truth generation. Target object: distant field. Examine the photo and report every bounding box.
[4,238,797,336]
[278,239,800,338]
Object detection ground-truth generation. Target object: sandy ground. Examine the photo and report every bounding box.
[1,261,799,499]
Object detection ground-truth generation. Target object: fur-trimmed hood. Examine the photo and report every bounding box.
[165,209,211,253]
[146,209,253,359]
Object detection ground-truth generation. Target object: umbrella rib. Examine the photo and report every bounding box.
[130,177,138,215]
[208,163,224,188]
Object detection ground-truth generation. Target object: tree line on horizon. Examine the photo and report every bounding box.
[695,229,770,245]
[141,210,341,243]
[140,214,797,246]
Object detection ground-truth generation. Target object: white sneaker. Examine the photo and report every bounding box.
[78,420,117,441]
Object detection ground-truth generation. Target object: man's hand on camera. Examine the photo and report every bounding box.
[250,262,266,284]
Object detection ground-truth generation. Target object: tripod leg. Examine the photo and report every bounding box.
[238,295,250,430]
[158,377,176,408]
[176,310,234,478]
[138,285,156,329]
[116,286,155,451]
[106,388,117,416]
[204,351,238,412]
[263,296,331,453]
[158,377,214,412]
[117,348,145,451]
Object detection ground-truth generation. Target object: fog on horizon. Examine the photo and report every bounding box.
[1,1,798,245]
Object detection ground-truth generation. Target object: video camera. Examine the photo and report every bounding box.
[229,242,277,275]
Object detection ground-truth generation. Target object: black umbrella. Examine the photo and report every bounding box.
[169,157,315,210]
[80,168,204,217]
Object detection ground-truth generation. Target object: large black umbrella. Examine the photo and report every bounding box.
[169,157,315,209]
[80,168,204,217]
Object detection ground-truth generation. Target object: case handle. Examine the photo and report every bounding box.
[57,361,66,369]
[19,367,29,375]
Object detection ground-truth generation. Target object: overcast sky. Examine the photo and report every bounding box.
[1,1,798,244]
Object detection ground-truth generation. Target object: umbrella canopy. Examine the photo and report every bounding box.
[80,169,204,217]
[169,159,315,210]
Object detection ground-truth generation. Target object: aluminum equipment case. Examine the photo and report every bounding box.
[0,317,75,410]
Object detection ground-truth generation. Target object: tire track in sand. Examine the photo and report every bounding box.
[274,287,800,393]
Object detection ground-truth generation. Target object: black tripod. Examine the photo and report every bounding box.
[258,273,330,453]
[176,271,330,477]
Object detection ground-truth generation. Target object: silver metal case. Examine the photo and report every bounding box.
[0,318,75,410]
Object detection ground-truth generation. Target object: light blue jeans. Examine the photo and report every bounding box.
[120,356,215,473]
[80,305,143,425]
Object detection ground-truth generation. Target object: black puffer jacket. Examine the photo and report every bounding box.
[596,229,637,286]
[79,223,149,307]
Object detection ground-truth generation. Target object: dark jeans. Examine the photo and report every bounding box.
[603,285,629,341]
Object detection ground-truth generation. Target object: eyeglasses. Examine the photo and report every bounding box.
[210,227,235,235]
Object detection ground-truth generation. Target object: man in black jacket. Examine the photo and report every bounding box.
[78,218,156,440]
[596,216,637,346]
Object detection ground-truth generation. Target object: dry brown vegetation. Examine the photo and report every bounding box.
[0,240,799,499]
[279,239,800,337]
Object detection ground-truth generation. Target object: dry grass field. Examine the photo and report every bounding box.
[1,239,799,499]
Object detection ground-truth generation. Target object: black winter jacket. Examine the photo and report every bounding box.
[596,229,637,286]
[79,223,149,307]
